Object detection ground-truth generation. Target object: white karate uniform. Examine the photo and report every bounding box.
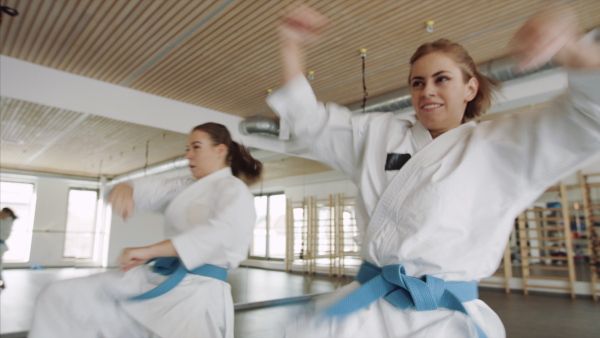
[267,71,600,337]
[0,217,14,282]
[29,167,256,338]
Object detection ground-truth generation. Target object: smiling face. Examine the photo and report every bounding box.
[185,130,228,179]
[409,52,478,138]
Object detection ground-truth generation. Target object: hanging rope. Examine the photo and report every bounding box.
[143,140,150,176]
[360,48,368,113]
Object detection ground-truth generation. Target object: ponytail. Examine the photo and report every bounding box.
[192,123,263,185]
[228,141,263,185]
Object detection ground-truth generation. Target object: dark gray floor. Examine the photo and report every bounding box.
[1,267,598,337]
[234,288,600,338]
[480,288,599,338]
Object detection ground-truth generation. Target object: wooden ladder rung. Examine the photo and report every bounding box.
[522,256,567,261]
[524,284,572,290]
[480,281,507,285]
[524,207,562,212]
[523,246,567,250]
[526,275,570,281]
[520,217,563,222]
[522,227,567,231]
[523,265,569,271]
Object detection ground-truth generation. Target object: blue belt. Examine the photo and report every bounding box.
[324,261,487,338]
[129,257,227,301]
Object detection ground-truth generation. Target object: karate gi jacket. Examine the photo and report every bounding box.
[267,71,600,337]
[121,167,256,338]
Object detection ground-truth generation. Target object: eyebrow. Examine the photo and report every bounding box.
[189,141,202,146]
[411,70,450,81]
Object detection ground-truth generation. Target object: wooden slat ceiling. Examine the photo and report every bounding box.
[0,97,189,178]
[1,0,599,179]
[0,96,331,180]
[2,0,599,119]
[261,155,332,182]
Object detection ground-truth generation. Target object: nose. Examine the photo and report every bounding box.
[421,81,436,98]
[185,148,193,160]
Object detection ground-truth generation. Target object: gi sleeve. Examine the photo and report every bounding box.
[267,75,366,180]
[169,179,256,270]
[479,70,600,195]
[130,177,191,212]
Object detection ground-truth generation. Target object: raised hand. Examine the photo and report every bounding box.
[278,4,329,84]
[108,183,135,220]
[280,4,329,45]
[511,7,600,72]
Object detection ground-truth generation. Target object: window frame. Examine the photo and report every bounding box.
[0,179,37,263]
[249,191,286,261]
[62,187,100,260]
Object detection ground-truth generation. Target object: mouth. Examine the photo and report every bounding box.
[420,103,443,110]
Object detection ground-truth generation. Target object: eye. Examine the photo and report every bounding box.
[436,76,450,83]
[411,81,424,88]
[193,145,201,150]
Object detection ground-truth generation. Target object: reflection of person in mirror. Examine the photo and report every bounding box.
[269,4,600,338]
[29,123,262,338]
[0,207,18,289]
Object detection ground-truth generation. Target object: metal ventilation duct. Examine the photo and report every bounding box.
[238,117,280,137]
[244,28,598,136]
[108,156,188,186]
[348,58,558,114]
[239,56,558,137]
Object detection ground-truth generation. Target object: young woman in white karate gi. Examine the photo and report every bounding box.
[268,5,600,338]
[29,122,262,338]
[0,207,18,289]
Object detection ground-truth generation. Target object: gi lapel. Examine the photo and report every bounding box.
[364,121,476,244]
[164,167,232,219]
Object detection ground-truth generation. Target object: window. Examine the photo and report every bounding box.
[63,189,99,259]
[0,181,36,263]
[250,193,286,259]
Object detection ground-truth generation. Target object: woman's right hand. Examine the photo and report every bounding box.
[108,183,135,220]
[279,5,329,84]
[279,4,329,45]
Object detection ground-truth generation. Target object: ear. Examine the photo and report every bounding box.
[216,144,228,159]
[465,77,479,102]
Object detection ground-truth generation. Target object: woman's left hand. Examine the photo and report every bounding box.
[119,246,154,272]
[119,240,178,272]
[511,7,600,71]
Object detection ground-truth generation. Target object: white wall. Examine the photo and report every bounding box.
[106,212,166,268]
[249,170,357,199]
[27,177,70,267]
[1,171,103,268]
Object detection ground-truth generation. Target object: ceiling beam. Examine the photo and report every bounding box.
[0,55,285,154]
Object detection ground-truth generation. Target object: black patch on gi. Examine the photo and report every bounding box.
[385,153,411,171]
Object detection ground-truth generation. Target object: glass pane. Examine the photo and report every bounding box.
[63,190,98,259]
[1,182,35,263]
[268,194,286,259]
[251,196,267,257]
[0,182,34,204]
